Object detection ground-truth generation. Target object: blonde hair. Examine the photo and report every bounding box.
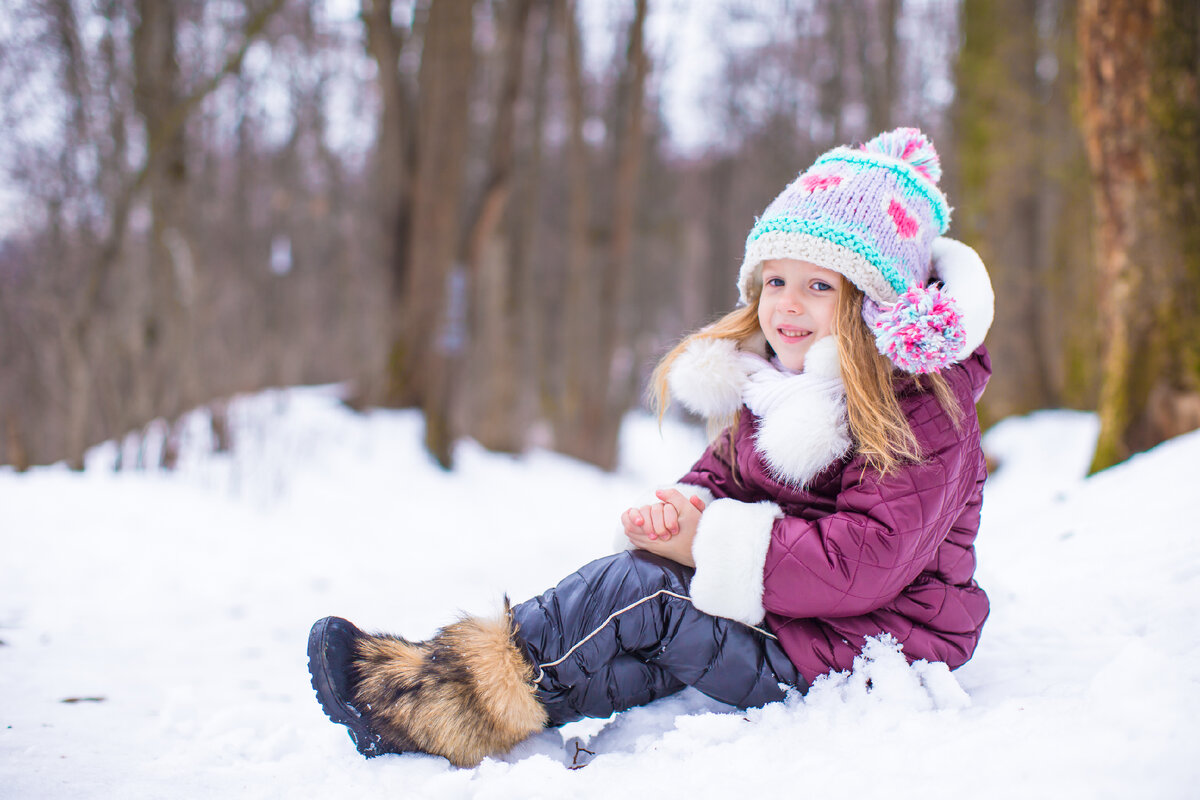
[650,282,963,478]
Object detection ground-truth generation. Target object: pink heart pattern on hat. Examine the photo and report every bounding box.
[801,173,843,193]
[887,198,920,239]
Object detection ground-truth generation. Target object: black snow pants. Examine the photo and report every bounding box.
[510,549,806,726]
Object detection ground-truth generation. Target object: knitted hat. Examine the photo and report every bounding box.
[738,127,966,374]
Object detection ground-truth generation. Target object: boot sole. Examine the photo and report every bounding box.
[307,617,395,758]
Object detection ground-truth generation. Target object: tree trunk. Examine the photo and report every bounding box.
[462,0,534,453]
[362,0,417,407]
[1039,0,1098,412]
[595,0,650,468]
[554,0,598,458]
[553,0,650,470]
[4,413,30,473]
[396,0,477,468]
[1143,0,1200,447]
[953,0,1086,426]
[1081,0,1200,472]
[49,0,101,470]
[516,4,555,435]
[134,0,201,469]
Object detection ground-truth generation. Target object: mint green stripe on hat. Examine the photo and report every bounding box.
[747,217,909,295]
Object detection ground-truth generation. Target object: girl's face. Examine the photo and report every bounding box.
[757,258,843,371]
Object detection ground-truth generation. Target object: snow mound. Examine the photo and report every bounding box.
[805,634,971,713]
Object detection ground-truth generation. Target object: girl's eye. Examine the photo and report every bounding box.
[765,277,784,288]
[812,281,833,292]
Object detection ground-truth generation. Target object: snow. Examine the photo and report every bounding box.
[2,387,1198,799]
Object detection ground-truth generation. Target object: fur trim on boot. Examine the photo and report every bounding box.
[352,604,548,768]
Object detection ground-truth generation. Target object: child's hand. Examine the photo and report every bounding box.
[621,500,678,541]
[622,490,706,567]
[621,492,706,542]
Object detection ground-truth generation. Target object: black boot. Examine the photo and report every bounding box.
[307,606,548,767]
[307,616,410,758]
[510,550,805,726]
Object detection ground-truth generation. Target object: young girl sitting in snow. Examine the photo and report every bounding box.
[307,127,996,768]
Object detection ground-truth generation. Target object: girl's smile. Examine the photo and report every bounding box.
[757,258,842,371]
[776,326,813,340]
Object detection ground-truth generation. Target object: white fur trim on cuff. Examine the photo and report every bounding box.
[690,498,782,625]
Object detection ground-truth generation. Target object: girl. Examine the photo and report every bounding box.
[307,127,996,768]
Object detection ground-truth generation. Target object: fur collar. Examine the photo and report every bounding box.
[668,336,853,488]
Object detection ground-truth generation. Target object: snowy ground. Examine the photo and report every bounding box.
[2,387,1198,799]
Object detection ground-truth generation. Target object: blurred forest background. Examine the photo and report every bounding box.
[1,0,1197,475]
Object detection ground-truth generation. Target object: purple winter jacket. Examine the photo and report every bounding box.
[678,347,991,685]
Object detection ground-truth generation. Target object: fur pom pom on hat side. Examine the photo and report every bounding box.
[866,285,965,375]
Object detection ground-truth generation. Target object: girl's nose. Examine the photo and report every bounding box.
[780,290,803,313]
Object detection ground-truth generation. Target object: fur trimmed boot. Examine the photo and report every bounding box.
[308,605,548,767]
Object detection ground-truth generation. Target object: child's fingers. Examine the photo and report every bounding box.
[656,488,693,516]
[663,501,679,534]
[689,494,706,512]
[633,504,659,540]
[649,503,667,539]
[654,503,677,539]
[624,508,656,537]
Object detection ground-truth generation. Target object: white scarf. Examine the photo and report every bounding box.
[668,336,853,488]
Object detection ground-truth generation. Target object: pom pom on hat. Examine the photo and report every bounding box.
[868,284,966,374]
[861,127,942,185]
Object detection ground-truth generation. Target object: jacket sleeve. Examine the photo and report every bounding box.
[689,398,976,625]
[759,432,968,620]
